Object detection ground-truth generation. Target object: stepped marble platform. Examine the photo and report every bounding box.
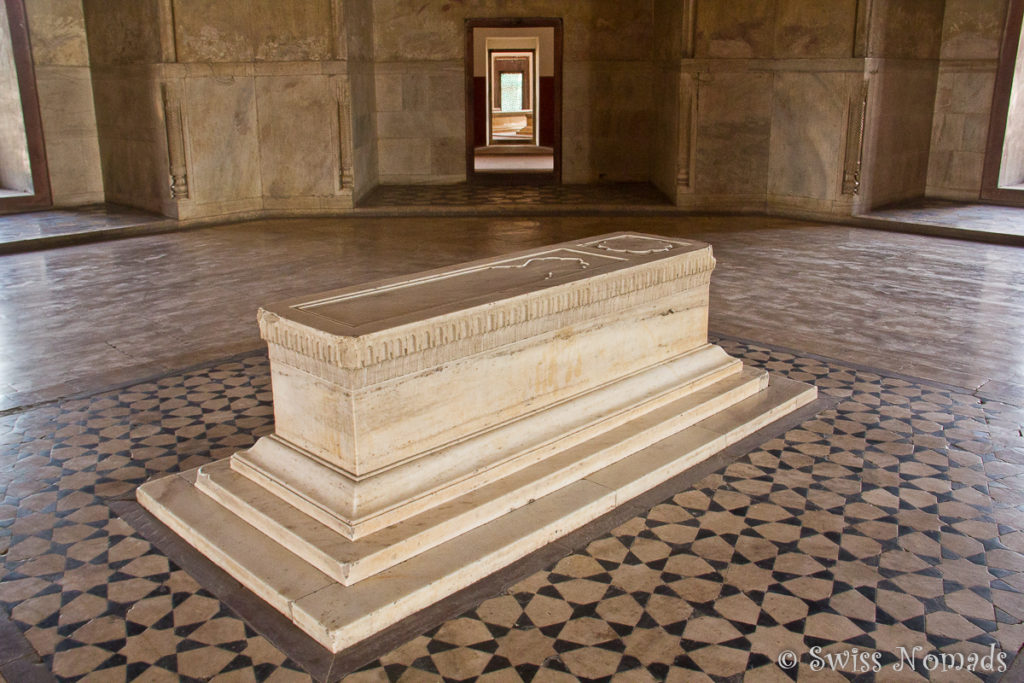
[137,231,817,653]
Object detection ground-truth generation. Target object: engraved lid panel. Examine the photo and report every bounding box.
[263,233,706,338]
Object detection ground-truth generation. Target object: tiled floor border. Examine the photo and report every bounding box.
[115,388,831,682]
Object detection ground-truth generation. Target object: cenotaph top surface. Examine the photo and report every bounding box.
[261,232,708,338]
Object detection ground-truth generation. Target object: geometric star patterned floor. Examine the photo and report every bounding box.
[1,337,1022,681]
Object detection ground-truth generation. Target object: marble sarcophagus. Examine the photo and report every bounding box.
[138,232,816,652]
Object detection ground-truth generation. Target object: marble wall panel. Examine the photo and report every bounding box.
[774,0,856,59]
[371,0,465,61]
[430,137,463,176]
[251,0,332,61]
[768,72,849,201]
[940,0,1008,60]
[596,66,654,180]
[375,62,463,183]
[33,65,105,204]
[24,0,90,66]
[930,149,986,195]
[650,64,680,199]
[26,1,104,205]
[861,62,939,208]
[345,0,379,200]
[559,62,656,183]
[183,75,261,205]
[256,75,336,198]
[43,135,104,202]
[651,0,684,63]
[924,0,1005,200]
[343,0,372,62]
[561,64,591,183]
[693,71,773,195]
[39,67,103,139]
[572,0,657,62]
[371,0,658,63]
[81,0,162,65]
[172,0,336,62]
[379,138,432,179]
[89,70,166,210]
[375,72,403,113]
[173,0,253,62]
[694,0,775,58]
[97,136,166,213]
[868,0,944,59]
[91,69,162,142]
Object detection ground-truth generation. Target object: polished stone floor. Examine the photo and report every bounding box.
[1,214,1021,413]
[864,200,1024,242]
[0,205,171,254]
[0,213,1022,681]
[357,183,673,212]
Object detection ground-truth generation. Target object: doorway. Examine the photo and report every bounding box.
[983,0,1024,203]
[465,18,562,184]
[0,0,50,213]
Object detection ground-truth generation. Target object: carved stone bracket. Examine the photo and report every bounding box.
[842,80,869,196]
[162,82,189,199]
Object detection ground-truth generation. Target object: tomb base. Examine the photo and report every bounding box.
[139,372,814,652]
[137,232,817,653]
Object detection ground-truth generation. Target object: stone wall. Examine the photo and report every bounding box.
[82,0,360,220]
[927,0,1008,200]
[666,0,951,216]
[648,0,685,200]
[857,0,945,210]
[24,0,104,205]
[11,0,1014,218]
[343,0,378,202]
[372,0,663,184]
[83,0,173,215]
[672,0,865,216]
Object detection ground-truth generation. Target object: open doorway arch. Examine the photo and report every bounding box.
[0,0,51,213]
[465,18,562,184]
[982,0,1024,203]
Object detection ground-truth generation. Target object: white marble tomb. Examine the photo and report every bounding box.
[138,232,817,652]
